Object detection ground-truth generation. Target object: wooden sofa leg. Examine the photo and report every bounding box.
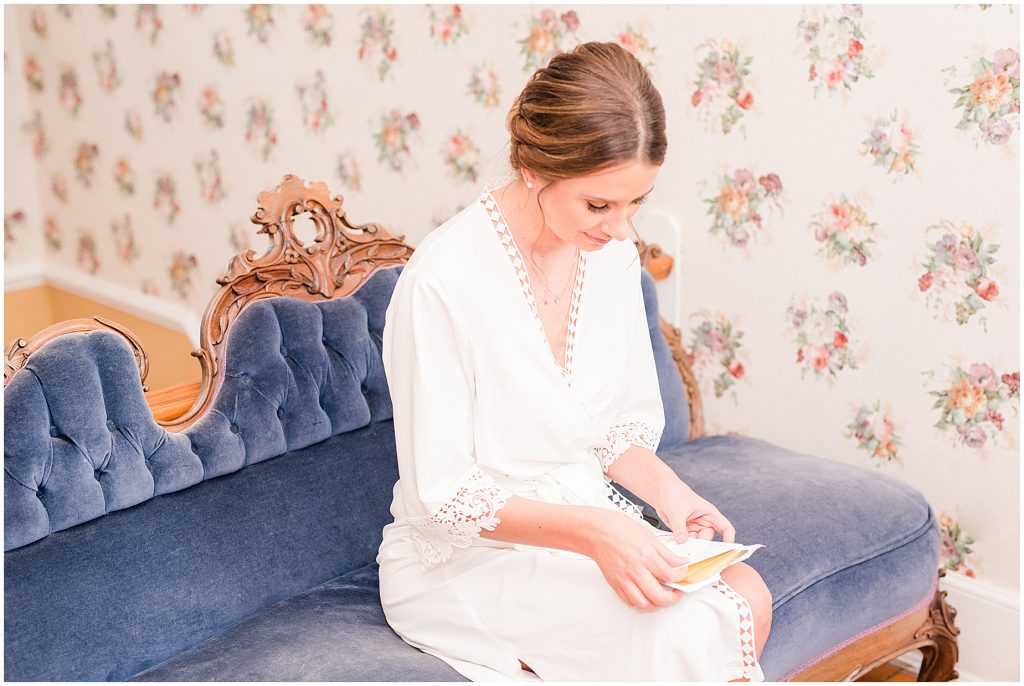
[914,568,961,681]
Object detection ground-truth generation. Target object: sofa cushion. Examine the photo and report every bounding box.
[3,423,400,681]
[656,434,941,680]
[128,562,465,682]
[133,433,939,683]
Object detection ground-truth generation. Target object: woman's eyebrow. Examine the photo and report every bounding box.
[584,186,655,204]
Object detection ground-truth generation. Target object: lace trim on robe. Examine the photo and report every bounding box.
[480,189,588,385]
[407,469,511,570]
[711,578,761,680]
[592,420,663,472]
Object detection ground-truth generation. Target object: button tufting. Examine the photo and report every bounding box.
[321,337,328,345]
[280,346,287,356]
[106,420,116,431]
[229,424,240,434]
[276,407,285,419]
[94,469,102,480]
[49,426,58,438]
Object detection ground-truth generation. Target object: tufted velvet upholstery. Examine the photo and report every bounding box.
[3,330,199,552]
[2,260,940,682]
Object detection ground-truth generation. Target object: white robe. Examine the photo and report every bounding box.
[375,177,766,682]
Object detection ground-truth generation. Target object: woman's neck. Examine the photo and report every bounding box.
[498,181,577,260]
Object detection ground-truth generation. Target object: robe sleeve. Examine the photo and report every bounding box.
[383,270,513,570]
[591,254,666,473]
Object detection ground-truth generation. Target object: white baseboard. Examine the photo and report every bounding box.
[5,262,202,349]
[891,572,1019,681]
[4,261,47,290]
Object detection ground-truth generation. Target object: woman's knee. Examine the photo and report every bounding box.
[720,563,773,645]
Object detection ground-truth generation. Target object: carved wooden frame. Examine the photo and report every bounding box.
[3,174,959,681]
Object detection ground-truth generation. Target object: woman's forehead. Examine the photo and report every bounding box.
[567,164,659,201]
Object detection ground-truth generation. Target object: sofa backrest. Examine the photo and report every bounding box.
[3,262,690,680]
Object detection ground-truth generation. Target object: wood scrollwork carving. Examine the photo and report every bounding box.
[636,239,706,440]
[4,317,150,390]
[161,174,414,430]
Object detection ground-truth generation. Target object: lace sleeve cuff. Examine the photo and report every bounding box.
[592,420,663,473]
[406,468,512,570]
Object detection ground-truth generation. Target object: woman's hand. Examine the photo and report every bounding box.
[583,509,691,612]
[654,479,736,544]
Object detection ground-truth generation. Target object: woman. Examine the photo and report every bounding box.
[376,41,771,681]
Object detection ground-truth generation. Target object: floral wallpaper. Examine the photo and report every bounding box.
[2,4,1019,592]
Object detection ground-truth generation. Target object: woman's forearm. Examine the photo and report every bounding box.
[605,444,691,509]
[478,495,611,556]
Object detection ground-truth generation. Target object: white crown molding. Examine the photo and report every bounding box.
[5,262,202,349]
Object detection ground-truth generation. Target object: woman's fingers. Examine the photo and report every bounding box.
[636,568,684,608]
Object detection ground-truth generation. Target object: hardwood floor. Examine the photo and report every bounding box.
[859,661,917,682]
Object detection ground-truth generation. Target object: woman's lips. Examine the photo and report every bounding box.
[584,232,611,245]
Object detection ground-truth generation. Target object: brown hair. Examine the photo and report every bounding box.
[507,41,667,182]
[505,40,667,263]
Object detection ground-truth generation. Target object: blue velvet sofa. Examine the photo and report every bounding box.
[3,175,959,681]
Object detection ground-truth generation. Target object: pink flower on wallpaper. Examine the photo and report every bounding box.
[135,4,164,45]
[195,149,225,204]
[22,111,47,158]
[74,142,99,187]
[169,251,200,299]
[113,158,135,195]
[442,130,481,183]
[30,8,47,38]
[468,63,501,108]
[703,168,784,248]
[245,99,278,161]
[925,362,1019,450]
[688,37,753,136]
[614,24,656,71]
[686,311,748,399]
[213,31,234,66]
[24,56,44,92]
[199,87,225,128]
[43,216,62,251]
[304,4,334,47]
[111,214,139,263]
[51,173,68,203]
[861,109,920,177]
[428,4,468,46]
[336,153,363,192]
[374,109,420,172]
[357,6,398,81]
[808,194,879,267]
[797,5,874,97]
[917,220,1001,330]
[93,40,121,93]
[943,48,1020,146]
[4,210,26,253]
[245,4,274,44]
[846,401,901,465]
[786,291,858,381]
[125,108,144,141]
[517,8,581,72]
[77,232,100,274]
[152,71,182,123]
[59,66,83,117]
[297,70,334,133]
[153,172,182,225]
[938,511,978,578]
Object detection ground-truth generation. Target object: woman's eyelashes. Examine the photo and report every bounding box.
[586,196,648,213]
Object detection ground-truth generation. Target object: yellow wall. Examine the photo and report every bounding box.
[5,285,200,390]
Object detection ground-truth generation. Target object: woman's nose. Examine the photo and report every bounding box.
[602,218,630,241]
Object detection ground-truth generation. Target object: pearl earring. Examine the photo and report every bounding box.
[527,182,533,189]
